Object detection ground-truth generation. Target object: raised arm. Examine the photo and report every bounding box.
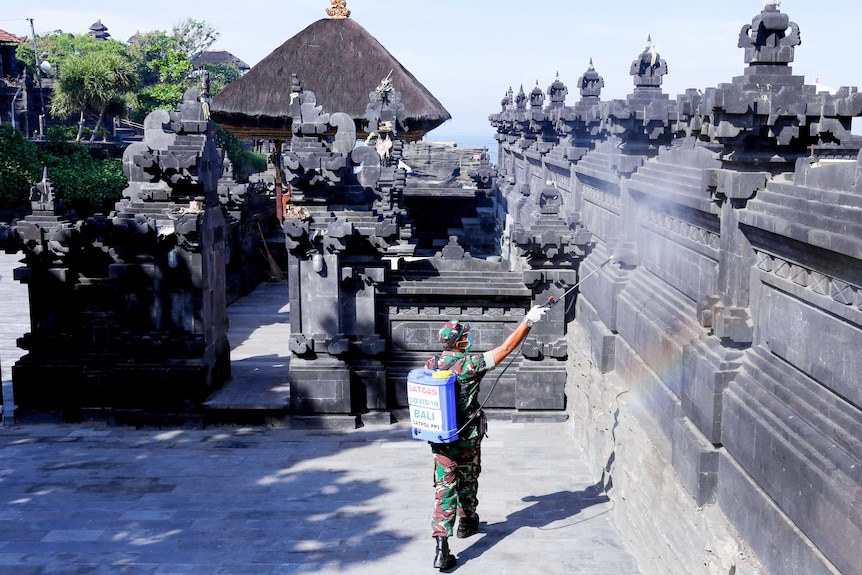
[484,306,548,367]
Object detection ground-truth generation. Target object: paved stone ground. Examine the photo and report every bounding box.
[0,421,642,575]
[0,250,28,423]
[204,280,292,411]
[0,250,642,574]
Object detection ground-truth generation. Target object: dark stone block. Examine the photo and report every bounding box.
[515,364,566,410]
[717,451,841,575]
[723,367,861,575]
[289,358,351,414]
[680,338,742,444]
[671,416,719,506]
[351,365,386,411]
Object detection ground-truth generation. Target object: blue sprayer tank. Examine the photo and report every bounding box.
[406,368,459,443]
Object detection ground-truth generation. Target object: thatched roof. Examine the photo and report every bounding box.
[211,17,450,140]
[193,50,250,71]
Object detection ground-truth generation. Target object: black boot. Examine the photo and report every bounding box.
[433,536,456,571]
[457,512,479,539]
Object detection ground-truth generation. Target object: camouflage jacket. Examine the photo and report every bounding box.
[425,351,489,440]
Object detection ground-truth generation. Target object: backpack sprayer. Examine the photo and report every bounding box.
[408,254,616,443]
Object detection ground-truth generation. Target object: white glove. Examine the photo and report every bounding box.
[525,305,548,326]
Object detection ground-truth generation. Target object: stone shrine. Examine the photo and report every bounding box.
[10,88,232,420]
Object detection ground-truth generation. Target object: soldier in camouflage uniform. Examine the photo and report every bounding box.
[426,306,548,571]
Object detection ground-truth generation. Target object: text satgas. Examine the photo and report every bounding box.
[408,384,439,396]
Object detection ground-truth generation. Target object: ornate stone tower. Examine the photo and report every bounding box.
[12,88,230,420]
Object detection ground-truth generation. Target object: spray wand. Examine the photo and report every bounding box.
[538,254,615,309]
[436,254,616,442]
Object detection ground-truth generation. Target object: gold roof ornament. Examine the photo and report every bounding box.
[327,0,351,19]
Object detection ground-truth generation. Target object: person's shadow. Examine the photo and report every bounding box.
[454,404,624,569]
[453,478,611,567]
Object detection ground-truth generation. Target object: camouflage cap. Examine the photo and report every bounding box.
[438,320,470,349]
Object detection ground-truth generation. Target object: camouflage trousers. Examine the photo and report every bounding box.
[430,437,482,537]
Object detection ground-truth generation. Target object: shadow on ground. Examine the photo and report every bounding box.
[454,481,611,568]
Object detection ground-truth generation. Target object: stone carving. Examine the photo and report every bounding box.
[529,81,545,109]
[11,88,230,420]
[608,38,677,152]
[702,2,862,149]
[279,72,417,411]
[547,73,568,108]
[198,69,212,120]
[515,85,527,109]
[630,36,667,87]
[501,87,514,111]
[578,59,604,98]
[29,168,60,212]
[738,0,800,64]
[326,0,350,19]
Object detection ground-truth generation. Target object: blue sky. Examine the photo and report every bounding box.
[6,1,861,139]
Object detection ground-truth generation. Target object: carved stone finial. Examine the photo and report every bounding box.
[530,81,545,108]
[630,35,667,87]
[738,0,799,65]
[30,167,60,212]
[501,87,514,111]
[548,73,568,106]
[515,85,527,109]
[199,69,212,120]
[327,0,351,19]
[578,59,604,98]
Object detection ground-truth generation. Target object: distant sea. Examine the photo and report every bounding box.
[425,132,499,165]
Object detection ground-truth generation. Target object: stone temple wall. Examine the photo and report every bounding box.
[491,4,860,575]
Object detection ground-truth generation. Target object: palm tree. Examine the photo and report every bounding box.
[49,52,137,141]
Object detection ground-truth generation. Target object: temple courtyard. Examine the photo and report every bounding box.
[0,251,641,575]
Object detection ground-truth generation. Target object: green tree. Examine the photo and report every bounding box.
[172,18,219,60]
[127,19,221,118]
[49,51,137,141]
[42,131,126,210]
[214,126,267,183]
[16,31,127,77]
[127,30,193,117]
[0,125,42,209]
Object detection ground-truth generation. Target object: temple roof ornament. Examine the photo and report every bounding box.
[630,35,667,88]
[501,87,514,111]
[30,167,59,212]
[515,85,527,109]
[547,73,568,107]
[530,81,545,108]
[327,0,351,19]
[578,59,604,98]
[738,0,799,64]
[373,70,394,101]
